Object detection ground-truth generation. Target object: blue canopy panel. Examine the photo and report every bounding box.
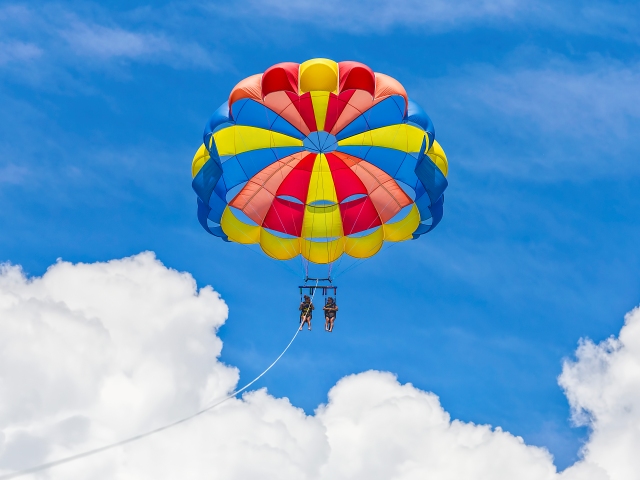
[230,99,305,140]
[197,198,229,241]
[413,195,444,238]
[203,102,232,152]
[414,150,448,206]
[412,138,447,239]
[335,96,407,141]
[336,145,413,184]
[393,152,421,192]
[219,146,304,195]
[406,100,435,149]
[192,156,226,224]
[213,174,228,203]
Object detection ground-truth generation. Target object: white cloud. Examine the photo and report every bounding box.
[0,253,636,479]
[560,306,640,479]
[0,253,234,473]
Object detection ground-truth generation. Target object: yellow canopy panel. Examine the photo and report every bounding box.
[301,237,345,264]
[338,124,426,154]
[299,58,339,94]
[310,91,331,132]
[427,139,448,177]
[306,153,339,205]
[301,205,343,239]
[344,227,384,259]
[220,207,260,244]
[213,125,302,157]
[192,143,210,178]
[259,229,300,260]
[383,204,420,242]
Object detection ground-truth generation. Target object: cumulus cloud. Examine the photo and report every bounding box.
[560,306,640,479]
[0,253,234,474]
[0,253,636,479]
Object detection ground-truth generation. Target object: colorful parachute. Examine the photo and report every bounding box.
[191,58,448,265]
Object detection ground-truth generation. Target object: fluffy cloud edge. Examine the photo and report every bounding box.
[0,253,637,479]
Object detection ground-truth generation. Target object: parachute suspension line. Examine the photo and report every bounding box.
[322,157,330,267]
[335,240,403,281]
[216,202,300,279]
[333,190,401,280]
[241,194,302,278]
[0,282,322,480]
[261,199,304,278]
[236,241,302,280]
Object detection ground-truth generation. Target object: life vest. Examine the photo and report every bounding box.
[300,302,313,316]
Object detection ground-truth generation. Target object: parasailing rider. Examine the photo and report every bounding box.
[324,297,338,332]
[299,295,314,331]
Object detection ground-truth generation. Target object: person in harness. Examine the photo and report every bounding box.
[324,297,338,332]
[299,295,314,331]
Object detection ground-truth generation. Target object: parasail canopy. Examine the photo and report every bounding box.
[192,58,448,265]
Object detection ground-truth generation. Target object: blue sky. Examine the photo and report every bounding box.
[1,0,640,470]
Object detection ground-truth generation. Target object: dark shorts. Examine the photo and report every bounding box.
[326,312,336,319]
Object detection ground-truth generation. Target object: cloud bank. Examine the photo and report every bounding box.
[0,253,637,479]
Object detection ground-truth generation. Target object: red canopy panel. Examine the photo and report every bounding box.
[324,90,355,134]
[275,153,317,204]
[261,62,299,97]
[287,91,317,132]
[373,73,408,113]
[329,90,376,136]
[228,74,263,109]
[367,181,411,223]
[338,61,375,97]
[329,75,410,136]
[237,188,274,225]
[332,151,412,223]
[230,152,308,224]
[262,197,305,237]
[324,152,368,202]
[340,196,382,235]
[261,91,311,136]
